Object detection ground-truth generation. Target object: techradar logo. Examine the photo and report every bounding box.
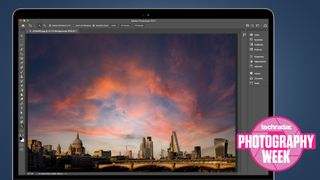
[261,124,291,130]
[237,116,316,171]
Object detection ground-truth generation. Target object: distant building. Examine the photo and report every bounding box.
[128,150,133,159]
[145,136,153,159]
[184,153,192,159]
[192,146,201,159]
[182,151,192,159]
[138,136,154,159]
[160,149,167,159]
[169,131,180,153]
[56,144,62,156]
[27,139,44,171]
[167,131,182,160]
[43,144,56,156]
[93,149,111,158]
[214,138,228,158]
[43,145,52,152]
[138,137,146,159]
[67,144,73,156]
[28,139,42,152]
[67,132,86,156]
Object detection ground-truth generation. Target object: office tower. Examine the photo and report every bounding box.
[145,136,154,159]
[194,146,201,159]
[138,137,146,159]
[167,131,182,159]
[170,131,180,153]
[214,138,228,158]
[93,149,111,158]
[128,150,133,159]
[138,136,154,159]
[28,139,42,152]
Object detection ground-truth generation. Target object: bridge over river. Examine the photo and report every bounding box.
[96,159,236,172]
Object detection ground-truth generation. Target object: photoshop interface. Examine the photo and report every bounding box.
[17,18,269,176]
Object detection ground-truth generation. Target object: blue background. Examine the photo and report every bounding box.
[0,0,319,179]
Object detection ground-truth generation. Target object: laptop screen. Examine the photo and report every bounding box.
[14,9,273,178]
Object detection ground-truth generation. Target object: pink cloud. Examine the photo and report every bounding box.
[50,58,199,124]
[82,103,100,122]
[217,83,235,103]
[141,107,174,140]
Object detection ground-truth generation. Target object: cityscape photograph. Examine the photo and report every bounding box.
[27,34,236,173]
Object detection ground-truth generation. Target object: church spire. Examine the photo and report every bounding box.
[56,144,62,155]
[77,132,79,139]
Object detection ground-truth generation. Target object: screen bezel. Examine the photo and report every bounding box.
[13,9,274,180]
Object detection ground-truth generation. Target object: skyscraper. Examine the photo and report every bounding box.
[138,136,154,159]
[138,137,146,159]
[167,131,182,159]
[128,150,133,159]
[214,138,228,158]
[169,131,180,153]
[193,146,201,159]
[145,136,154,159]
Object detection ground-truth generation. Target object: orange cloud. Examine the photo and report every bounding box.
[141,107,174,140]
[114,97,152,121]
[84,77,128,100]
[83,103,100,121]
[51,59,199,123]
[77,127,132,137]
[53,96,79,111]
[45,57,233,148]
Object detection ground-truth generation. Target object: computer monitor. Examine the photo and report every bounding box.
[13,9,274,180]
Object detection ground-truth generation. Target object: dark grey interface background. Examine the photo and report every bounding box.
[17,18,270,176]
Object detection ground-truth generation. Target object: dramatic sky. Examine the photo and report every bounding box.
[27,34,236,158]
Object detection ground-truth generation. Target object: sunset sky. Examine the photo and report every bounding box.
[27,34,236,158]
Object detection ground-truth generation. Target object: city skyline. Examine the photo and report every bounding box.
[28,131,234,159]
[27,34,236,159]
[28,131,236,172]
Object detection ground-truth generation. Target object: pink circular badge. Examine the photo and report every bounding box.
[237,116,316,172]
